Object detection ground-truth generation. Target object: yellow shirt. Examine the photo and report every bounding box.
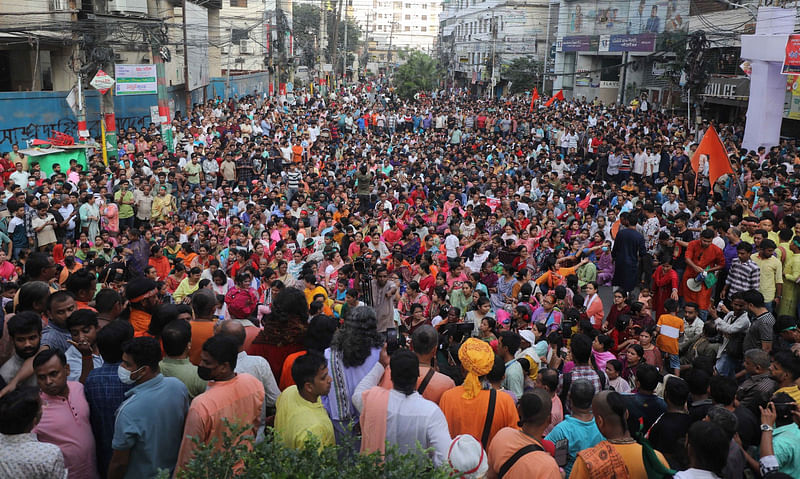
[274,385,335,449]
[751,253,784,303]
[775,385,800,405]
[570,442,668,479]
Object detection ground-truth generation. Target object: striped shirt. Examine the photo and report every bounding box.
[726,257,761,295]
[286,170,302,189]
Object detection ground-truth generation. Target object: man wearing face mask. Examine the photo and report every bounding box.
[107,337,189,479]
[124,278,160,337]
[0,312,43,388]
[176,335,264,473]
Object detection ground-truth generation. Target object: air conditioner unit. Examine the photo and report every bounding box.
[108,0,148,15]
[240,39,250,54]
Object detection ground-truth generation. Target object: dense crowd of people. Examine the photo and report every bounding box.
[0,83,800,479]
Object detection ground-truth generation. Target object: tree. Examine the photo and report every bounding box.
[503,57,542,95]
[293,4,361,70]
[393,51,440,100]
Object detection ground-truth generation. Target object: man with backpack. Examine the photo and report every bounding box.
[487,389,561,478]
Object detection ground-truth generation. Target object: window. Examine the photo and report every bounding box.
[231,28,248,43]
[421,3,427,8]
[229,0,247,7]
[404,26,410,31]
[405,14,410,19]
[421,26,427,31]
[405,3,412,7]
[421,15,427,20]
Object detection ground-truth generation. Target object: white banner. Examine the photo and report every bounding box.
[115,64,157,95]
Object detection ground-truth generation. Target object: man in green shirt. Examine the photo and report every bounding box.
[157,319,207,399]
[114,181,135,231]
[184,156,203,188]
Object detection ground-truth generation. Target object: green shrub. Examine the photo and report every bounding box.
[163,421,453,479]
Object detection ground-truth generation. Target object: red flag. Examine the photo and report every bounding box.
[544,89,564,107]
[690,124,733,187]
[529,88,539,112]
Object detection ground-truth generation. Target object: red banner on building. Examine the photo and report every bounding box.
[279,83,287,95]
[783,34,800,74]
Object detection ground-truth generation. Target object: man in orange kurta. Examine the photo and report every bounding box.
[680,230,724,313]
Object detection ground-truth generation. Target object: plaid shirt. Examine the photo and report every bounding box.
[558,364,604,397]
[84,362,132,475]
[726,257,761,295]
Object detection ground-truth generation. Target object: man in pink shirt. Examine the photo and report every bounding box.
[175,334,264,472]
[33,348,99,479]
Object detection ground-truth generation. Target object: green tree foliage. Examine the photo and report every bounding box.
[393,51,441,100]
[503,57,542,95]
[162,421,452,479]
[293,4,361,69]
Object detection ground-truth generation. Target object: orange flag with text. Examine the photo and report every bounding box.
[690,124,733,187]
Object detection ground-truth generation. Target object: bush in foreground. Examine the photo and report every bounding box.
[161,422,452,479]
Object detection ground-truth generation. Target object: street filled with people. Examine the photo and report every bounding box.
[1,84,800,479]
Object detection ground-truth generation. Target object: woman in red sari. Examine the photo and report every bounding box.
[652,257,679,319]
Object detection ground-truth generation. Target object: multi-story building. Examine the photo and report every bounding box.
[438,0,553,96]
[550,0,755,113]
[351,0,443,70]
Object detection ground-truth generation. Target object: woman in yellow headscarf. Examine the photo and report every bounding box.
[437,338,520,448]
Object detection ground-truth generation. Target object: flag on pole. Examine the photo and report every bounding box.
[690,124,733,187]
[544,89,564,107]
[529,88,539,112]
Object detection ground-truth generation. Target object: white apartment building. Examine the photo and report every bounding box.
[350,0,443,67]
[439,0,552,95]
[219,0,278,73]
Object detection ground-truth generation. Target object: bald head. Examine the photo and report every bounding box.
[216,320,246,349]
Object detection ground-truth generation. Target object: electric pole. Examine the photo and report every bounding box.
[342,5,347,85]
[183,0,192,115]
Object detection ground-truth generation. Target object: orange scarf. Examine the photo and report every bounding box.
[360,386,390,457]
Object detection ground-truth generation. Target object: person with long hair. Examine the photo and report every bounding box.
[321,305,383,447]
[248,287,308,382]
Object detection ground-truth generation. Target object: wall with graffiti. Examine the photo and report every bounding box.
[0,72,270,150]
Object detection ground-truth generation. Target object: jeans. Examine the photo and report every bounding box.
[716,353,741,378]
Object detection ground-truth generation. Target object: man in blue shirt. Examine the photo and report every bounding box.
[108,337,189,479]
[545,379,605,476]
[85,320,134,478]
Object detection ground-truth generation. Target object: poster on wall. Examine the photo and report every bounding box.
[560,0,689,37]
[782,34,800,75]
[115,64,157,95]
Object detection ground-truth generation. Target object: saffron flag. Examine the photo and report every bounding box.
[529,88,539,112]
[544,89,564,107]
[690,124,733,187]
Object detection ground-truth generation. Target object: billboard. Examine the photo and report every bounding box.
[115,64,158,95]
[185,1,210,91]
[559,0,689,37]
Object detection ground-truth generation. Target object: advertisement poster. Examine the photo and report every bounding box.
[115,64,157,95]
[782,34,800,75]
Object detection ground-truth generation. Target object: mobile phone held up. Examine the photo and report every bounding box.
[386,328,400,355]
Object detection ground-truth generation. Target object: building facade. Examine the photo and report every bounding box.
[439,0,552,96]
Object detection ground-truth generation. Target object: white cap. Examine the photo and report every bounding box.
[447,434,489,479]
[519,329,537,346]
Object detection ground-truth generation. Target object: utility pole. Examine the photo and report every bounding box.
[152,41,174,152]
[387,21,396,74]
[330,0,343,87]
[68,0,87,142]
[225,26,233,99]
[542,0,553,93]
[619,51,628,105]
[342,6,347,85]
[490,14,497,99]
[182,0,192,115]
[363,12,370,79]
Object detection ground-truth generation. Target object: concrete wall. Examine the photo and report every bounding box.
[0,72,270,150]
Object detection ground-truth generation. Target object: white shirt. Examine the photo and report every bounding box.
[235,351,280,408]
[9,170,29,187]
[444,234,460,259]
[65,346,104,382]
[673,469,721,479]
[352,362,452,466]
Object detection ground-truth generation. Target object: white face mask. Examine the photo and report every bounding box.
[117,365,143,385]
